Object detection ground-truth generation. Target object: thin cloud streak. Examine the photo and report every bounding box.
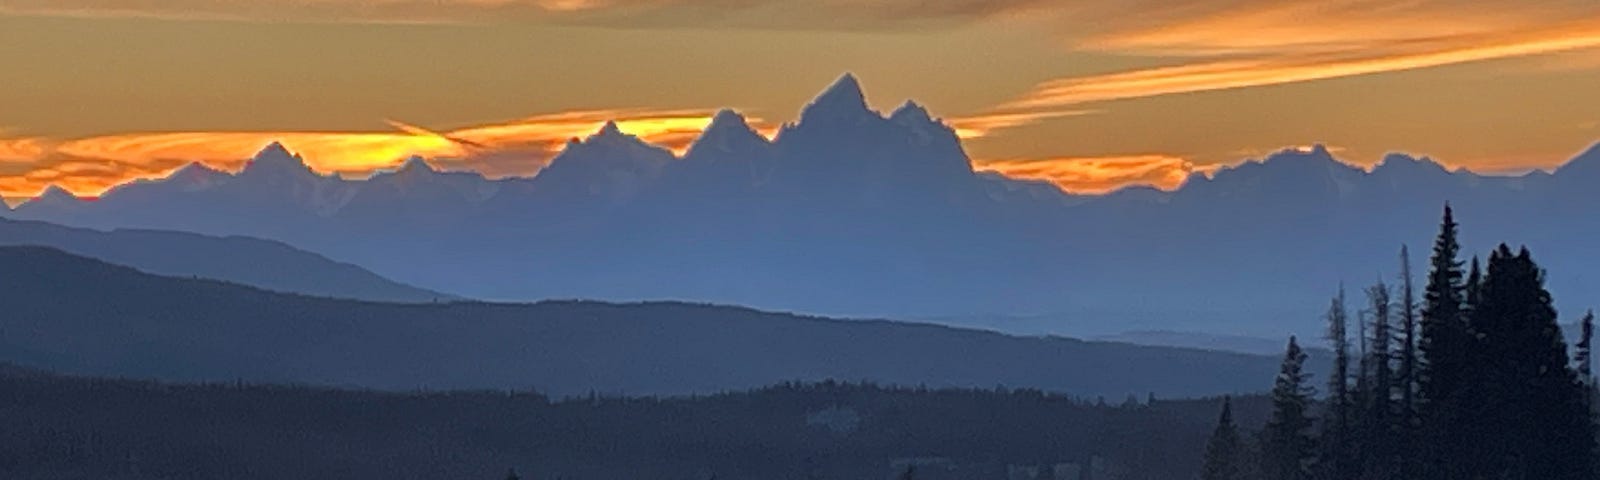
[13,1,1598,111]
[1003,2,1600,109]
[973,154,1207,194]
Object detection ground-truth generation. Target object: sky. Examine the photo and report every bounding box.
[2,0,1599,202]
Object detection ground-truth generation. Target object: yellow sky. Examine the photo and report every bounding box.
[2,0,1599,200]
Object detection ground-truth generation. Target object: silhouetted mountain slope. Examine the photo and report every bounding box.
[10,75,1600,337]
[0,367,1269,480]
[0,219,450,302]
[0,247,1290,399]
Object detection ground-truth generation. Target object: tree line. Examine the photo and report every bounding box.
[1201,206,1600,480]
[0,368,1261,480]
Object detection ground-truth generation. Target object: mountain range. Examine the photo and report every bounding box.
[9,74,1600,338]
[0,246,1300,399]
[0,217,449,302]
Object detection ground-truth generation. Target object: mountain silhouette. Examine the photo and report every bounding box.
[0,218,450,302]
[0,246,1295,399]
[7,74,1600,337]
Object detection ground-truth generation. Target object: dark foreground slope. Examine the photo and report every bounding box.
[0,218,450,302]
[0,247,1288,399]
[0,365,1269,480]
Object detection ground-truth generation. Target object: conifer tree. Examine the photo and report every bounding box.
[1320,290,1358,480]
[1201,397,1245,480]
[1415,206,1471,480]
[1583,310,1600,472]
[1367,280,1394,416]
[1464,257,1483,316]
[1466,246,1597,479]
[1395,246,1419,420]
[1580,310,1597,419]
[1262,337,1316,480]
[1577,309,1594,386]
[1362,280,1396,479]
[1392,246,1423,480]
[1418,206,1467,409]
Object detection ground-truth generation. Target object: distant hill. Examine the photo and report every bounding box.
[10,75,1599,338]
[0,366,1269,480]
[1093,330,1307,357]
[0,247,1295,399]
[0,218,452,303]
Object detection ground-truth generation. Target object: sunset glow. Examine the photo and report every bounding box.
[3,0,1599,201]
[0,110,741,198]
[973,155,1207,194]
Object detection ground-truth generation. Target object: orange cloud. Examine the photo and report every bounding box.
[0,109,735,199]
[1003,2,1600,110]
[972,154,1206,194]
[0,135,49,163]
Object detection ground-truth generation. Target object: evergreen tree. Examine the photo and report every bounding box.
[1363,280,1396,479]
[1465,246,1597,479]
[1395,246,1419,423]
[1418,206,1468,407]
[1464,257,1483,316]
[1320,290,1358,480]
[1201,397,1245,480]
[1577,309,1594,386]
[504,468,521,480]
[1262,337,1316,480]
[1368,280,1394,415]
[1583,310,1600,473]
[1393,246,1423,480]
[1580,310,1598,419]
[1415,206,1471,480]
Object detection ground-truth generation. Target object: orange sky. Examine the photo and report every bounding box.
[3,0,1599,201]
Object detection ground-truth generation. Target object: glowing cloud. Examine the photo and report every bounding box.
[973,154,1206,194]
[0,135,49,163]
[0,109,732,199]
[1003,2,1600,109]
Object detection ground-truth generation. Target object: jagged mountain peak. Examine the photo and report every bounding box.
[797,73,875,124]
[395,155,437,175]
[38,184,77,201]
[706,109,754,132]
[580,121,655,150]
[889,100,934,124]
[1278,143,1334,160]
[595,120,624,138]
[1195,144,1368,200]
[544,122,674,177]
[241,142,315,177]
[818,73,865,105]
[173,161,227,178]
[1256,144,1353,172]
[1214,144,1345,176]
[17,184,82,209]
[164,162,231,191]
[1373,152,1449,177]
[687,109,769,159]
[258,141,293,158]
